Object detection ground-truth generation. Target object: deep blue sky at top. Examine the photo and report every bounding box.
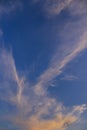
[0,0,70,69]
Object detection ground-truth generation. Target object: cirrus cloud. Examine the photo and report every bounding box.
[0,0,22,17]
[31,0,87,17]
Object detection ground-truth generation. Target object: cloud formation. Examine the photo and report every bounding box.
[0,41,87,130]
[31,0,87,17]
[34,31,87,95]
[0,1,87,130]
[44,0,72,17]
[12,104,87,130]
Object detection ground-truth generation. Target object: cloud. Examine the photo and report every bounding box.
[69,0,87,16]
[31,0,87,17]
[31,0,72,17]
[0,44,87,130]
[0,48,24,107]
[0,0,22,17]
[60,75,78,81]
[1,4,87,127]
[1,7,87,127]
[1,1,87,127]
[44,0,73,17]
[0,1,87,130]
[34,31,87,95]
[12,104,87,130]
[73,104,87,114]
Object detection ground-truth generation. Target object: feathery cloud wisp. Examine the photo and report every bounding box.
[0,0,22,17]
[0,42,87,129]
[34,31,87,95]
[0,49,24,107]
[60,75,78,81]
[31,0,87,17]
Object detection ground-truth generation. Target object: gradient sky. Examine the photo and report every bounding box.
[0,0,87,130]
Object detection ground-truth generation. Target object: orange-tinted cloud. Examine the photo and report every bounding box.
[13,104,87,130]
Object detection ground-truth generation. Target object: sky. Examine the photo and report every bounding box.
[0,0,87,130]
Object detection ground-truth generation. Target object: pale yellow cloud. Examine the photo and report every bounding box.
[13,104,87,130]
[26,115,76,130]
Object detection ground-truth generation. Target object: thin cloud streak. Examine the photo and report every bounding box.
[60,74,78,81]
[0,46,87,130]
[34,31,87,95]
[0,49,24,107]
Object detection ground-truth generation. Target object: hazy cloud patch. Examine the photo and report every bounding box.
[0,0,22,17]
[31,0,87,18]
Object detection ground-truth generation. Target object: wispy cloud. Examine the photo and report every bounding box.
[31,0,87,17]
[69,0,87,16]
[0,43,87,130]
[12,104,87,130]
[60,74,78,81]
[31,0,72,17]
[33,0,87,96]
[34,31,87,95]
[44,0,73,17]
[0,1,87,129]
[0,48,24,107]
[0,0,22,17]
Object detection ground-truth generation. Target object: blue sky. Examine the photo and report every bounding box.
[0,0,87,130]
